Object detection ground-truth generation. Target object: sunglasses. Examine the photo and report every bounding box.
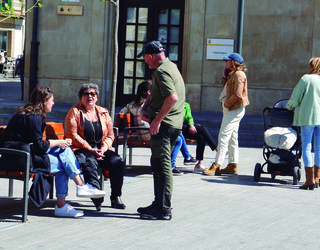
[83,92,97,97]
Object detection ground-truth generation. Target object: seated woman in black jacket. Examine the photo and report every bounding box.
[4,86,105,217]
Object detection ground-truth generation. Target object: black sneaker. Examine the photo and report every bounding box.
[140,208,172,220]
[137,202,156,214]
[184,156,197,165]
[172,167,183,176]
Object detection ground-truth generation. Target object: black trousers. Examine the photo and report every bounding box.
[182,124,217,161]
[74,149,124,206]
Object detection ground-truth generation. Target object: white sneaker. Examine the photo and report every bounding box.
[194,164,208,173]
[54,203,84,217]
[76,183,106,198]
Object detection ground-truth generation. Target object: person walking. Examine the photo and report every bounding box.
[137,41,185,220]
[204,53,249,176]
[287,57,320,190]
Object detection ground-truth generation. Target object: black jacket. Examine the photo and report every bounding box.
[5,112,52,207]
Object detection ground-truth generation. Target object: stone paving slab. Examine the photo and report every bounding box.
[0,145,319,249]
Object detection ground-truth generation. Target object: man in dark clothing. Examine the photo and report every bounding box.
[137,41,185,220]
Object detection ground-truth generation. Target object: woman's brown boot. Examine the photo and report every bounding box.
[203,163,221,175]
[300,167,315,190]
[314,165,320,188]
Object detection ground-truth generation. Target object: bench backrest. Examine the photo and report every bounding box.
[0,122,65,146]
[43,122,65,140]
[114,113,133,133]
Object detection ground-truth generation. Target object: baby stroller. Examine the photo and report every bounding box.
[254,99,302,185]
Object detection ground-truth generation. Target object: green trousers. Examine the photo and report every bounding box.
[150,123,181,214]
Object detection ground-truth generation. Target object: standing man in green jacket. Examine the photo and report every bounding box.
[137,41,185,220]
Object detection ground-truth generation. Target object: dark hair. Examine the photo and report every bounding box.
[15,86,53,120]
[78,83,100,100]
[133,80,152,107]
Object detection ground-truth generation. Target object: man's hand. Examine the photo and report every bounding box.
[150,119,161,135]
[189,125,197,135]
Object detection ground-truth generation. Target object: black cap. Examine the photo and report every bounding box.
[137,41,165,58]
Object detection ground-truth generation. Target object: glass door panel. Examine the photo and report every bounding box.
[138,8,148,23]
[158,9,168,24]
[158,27,168,43]
[171,9,180,25]
[127,7,136,23]
[125,43,135,59]
[123,79,133,95]
[137,26,147,42]
[169,27,179,43]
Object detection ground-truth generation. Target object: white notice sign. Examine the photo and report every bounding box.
[206,38,234,60]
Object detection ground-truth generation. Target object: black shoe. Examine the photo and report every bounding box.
[184,156,197,165]
[92,197,104,212]
[172,167,183,176]
[111,196,126,209]
[137,202,156,214]
[95,204,102,212]
[140,208,172,221]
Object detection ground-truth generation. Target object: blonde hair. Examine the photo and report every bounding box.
[309,57,320,75]
[231,60,247,72]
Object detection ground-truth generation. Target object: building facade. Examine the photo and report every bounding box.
[24,0,320,115]
[0,0,25,58]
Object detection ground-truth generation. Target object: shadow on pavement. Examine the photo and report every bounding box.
[201,174,298,189]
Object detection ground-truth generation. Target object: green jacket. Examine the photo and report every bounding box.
[147,58,185,129]
[183,102,194,126]
[286,74,320,126]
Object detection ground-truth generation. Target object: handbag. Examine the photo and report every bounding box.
[0,141,34,172]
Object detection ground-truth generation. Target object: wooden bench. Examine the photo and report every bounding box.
[0,122,118,222]
[114,113,196,168]
[0,123,63,222]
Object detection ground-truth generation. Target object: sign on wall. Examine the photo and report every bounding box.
[206,38,234,60]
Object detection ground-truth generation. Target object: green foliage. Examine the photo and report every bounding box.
[0,0,43,20]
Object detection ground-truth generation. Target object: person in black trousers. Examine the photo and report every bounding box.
[182,102,217,172]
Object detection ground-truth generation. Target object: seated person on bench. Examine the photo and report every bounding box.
[65,83,126,212]
[4,86,105,218]
[182,102,218,172]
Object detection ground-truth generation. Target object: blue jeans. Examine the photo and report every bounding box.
[301,126,320,167]
[171,133,191,168]
[47,146,81,198]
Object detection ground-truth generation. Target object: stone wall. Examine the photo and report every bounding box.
[184,0,320,114]
[24,0,114,106]
[23,0,320,115]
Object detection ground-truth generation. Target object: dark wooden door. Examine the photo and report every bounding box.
[116,0,185,106]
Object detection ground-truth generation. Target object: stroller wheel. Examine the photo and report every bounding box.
[293,166,301,185]
[254,163,262,182]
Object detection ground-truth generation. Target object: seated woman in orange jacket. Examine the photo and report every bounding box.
[65,83,126,211]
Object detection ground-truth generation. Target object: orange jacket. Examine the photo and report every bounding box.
[64,103,114,153]
[223,70,249,111]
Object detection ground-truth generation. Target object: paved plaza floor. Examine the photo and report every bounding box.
[1,145,320,249]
